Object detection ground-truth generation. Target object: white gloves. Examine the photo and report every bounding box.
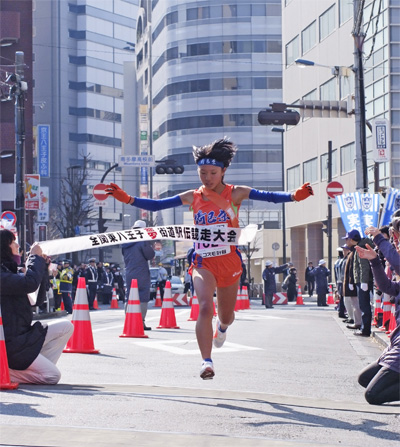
[361,283,368,291]
[349,284,354,290]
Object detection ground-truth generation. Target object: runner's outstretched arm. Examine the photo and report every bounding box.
[105,183,191,210]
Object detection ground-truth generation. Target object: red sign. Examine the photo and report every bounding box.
[326,181,344,199]
[93,183,109,201]
[0,211,17,227]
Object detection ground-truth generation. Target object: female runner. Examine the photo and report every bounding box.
[106,138,313,379]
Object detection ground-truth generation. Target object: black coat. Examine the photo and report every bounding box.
[0,255,48,370]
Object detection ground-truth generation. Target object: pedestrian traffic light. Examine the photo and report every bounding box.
[155,159,184,174]
[98,217,108,233]
[258,108,300,126]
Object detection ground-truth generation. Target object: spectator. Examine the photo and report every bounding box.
[122,220,155,330]
[157,262,168,300]
[305,261,315,297]
[51,261,63,311]
[184,267,191,295]
[85,258,98,310]
[240,261,249,292]
[72,262,86,301]
[59,259,73,314]
[346,229,375,337]
[343,244,362,328]
[286,267,298,302]
[0,229,73,384]
[262,260,288,308]
[100,265,114,305]
[334,248,346,318]
[313,260,330,306]
[113,266,125,302]
[355,226,400,405]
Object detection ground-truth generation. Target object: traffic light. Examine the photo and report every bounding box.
[155,159,184,174]
[98,217,108,233]
[321,220,328,234]
[258,108,300,126]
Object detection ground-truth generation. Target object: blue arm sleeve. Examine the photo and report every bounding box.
[249,189,293,204]
[131,195,183,211]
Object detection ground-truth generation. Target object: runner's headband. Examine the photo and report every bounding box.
[197,158,225,168]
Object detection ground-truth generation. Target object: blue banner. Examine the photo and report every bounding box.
[336,192,381,237]
[379,188,400,226]
[336,193,364,236]
[37,125,50,177]
[359,193,381,233]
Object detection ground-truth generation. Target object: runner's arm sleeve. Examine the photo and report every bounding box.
[249,189,293,203]
[130,195,182,211]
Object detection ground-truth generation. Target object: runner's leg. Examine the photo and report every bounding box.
[216,279,239,330]
[192,268,217,360]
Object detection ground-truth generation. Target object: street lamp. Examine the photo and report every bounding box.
[271,127,286,264]
[294,56,368,192]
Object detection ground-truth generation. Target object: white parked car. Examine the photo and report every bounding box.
[169,276,184,295]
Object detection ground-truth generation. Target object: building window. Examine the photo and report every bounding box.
[340,142,355,174]
[303,158,318,184]
[339,0,353,25]
[320,149,338,181]
[320,78,336,100]
[319,5,336,41]
[302,21,316,54]
[287,165,301,190]
[285,35,299,66]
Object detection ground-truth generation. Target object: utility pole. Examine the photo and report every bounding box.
[352,0,368,192]
[14,51,26,255]
[327,141,333,282]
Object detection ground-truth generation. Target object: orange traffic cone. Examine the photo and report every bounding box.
[188,295,199,321]
[0,310,18,390]
[120,279,148,338]
[154,287,162,307]
[327,285,334,305]
[243,286,250,309]
[296,285,304,305]
[235,287,243,311]
[60,300,65,311]
[93,295,99,310]
[110,288,119,309]
[63,277,99,354]
[379,294,392,332]
[386,303,396,335]
[157,281,180,329]
[372,294,382,327]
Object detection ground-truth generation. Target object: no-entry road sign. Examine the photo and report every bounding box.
[93,183,109,201]
[326,181,344,199]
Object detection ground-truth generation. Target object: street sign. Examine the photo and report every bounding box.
[0,211,17,228]
[118,155,155,167]
[326,181,344,199]
[372,118,390,162]
[272,242,280,251]
[93,183,109,201]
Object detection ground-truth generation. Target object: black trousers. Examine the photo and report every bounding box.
[358,361,400,405]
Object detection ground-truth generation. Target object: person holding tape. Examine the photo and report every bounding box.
[106,138,314,380]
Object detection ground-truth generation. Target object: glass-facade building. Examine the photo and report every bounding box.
[138,0,284,228]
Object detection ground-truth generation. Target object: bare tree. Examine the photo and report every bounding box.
[48,157,93,262]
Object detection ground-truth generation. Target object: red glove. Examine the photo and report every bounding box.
[293,182,314,202]
[105,183,131,204]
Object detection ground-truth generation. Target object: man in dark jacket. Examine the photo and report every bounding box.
[344,229,375,337]
[85,258,98,310]
[305,261,315,297]
[122,220,155,330]
[313,260,330,306]
[262,260,288,309]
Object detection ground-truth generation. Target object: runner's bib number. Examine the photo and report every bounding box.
[195,224,230,258]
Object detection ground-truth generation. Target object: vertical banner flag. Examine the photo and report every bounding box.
[37,125,50,177]
[379,188,400,227]
[372,118,390,163]
[37,186,49,222]
[24,175,40,210]
[359,193,381,233]
[335,193,364,236]
[336,192,381,236]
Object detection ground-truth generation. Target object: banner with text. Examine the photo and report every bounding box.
[336,192,380,237]
[38,224,258,257]
[379,188,400,227]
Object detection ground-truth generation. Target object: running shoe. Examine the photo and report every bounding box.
[200,360,215,380]
[213,318,227,348]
